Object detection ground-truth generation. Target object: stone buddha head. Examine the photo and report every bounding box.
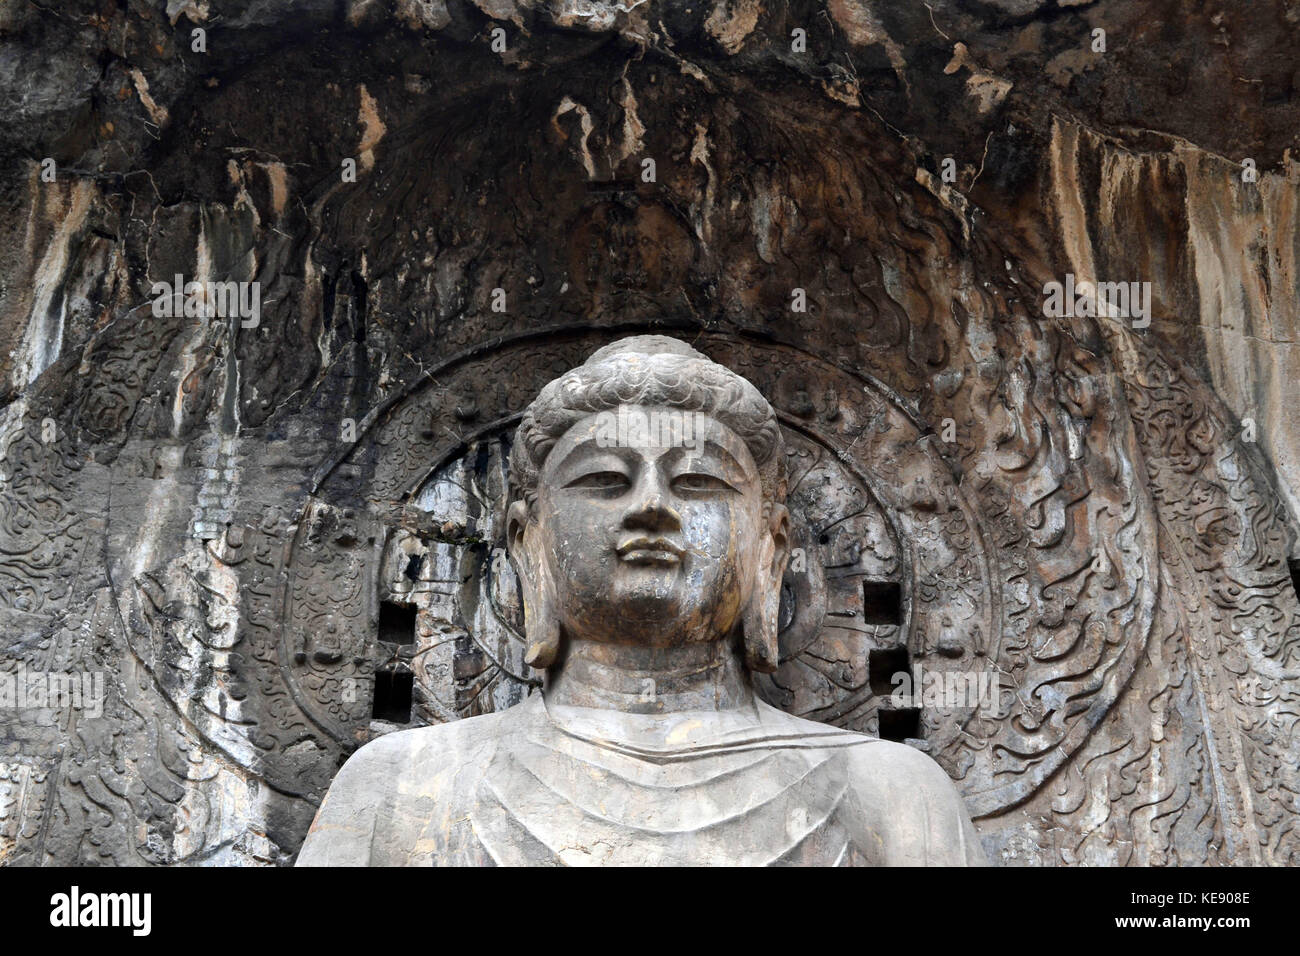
[506,335,791,677]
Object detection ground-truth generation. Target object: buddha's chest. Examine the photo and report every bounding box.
[446,734,870,866]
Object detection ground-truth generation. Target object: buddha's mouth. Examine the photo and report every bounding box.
[615,536,685,566]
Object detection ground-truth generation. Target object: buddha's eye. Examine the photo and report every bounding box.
[564,470,631,492]
[671,472,737,494]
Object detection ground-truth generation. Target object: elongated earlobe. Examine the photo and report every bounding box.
[744,505,789,674]
[743,532,781,672]
[742,584,781,673]
[508,499,560,670]
[521,562,560,669]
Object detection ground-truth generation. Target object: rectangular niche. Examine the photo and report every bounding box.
[378,600,417,646]
[878,707,921,743]
[371,669,414,724]
[862,580,902,626]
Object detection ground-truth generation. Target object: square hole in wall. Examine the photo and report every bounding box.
[869,645,910,697]
[878,707,921,743]
[378,601,416,646]
[372,669,414,723]
[863,580,902,626]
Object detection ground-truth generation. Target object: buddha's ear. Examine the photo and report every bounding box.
[743,503,790,674]
[507,499,560,670]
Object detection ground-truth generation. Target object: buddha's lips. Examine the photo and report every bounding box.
[616,536,685,565]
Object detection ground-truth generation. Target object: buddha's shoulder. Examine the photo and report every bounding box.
[760,704,962,801]
[334,699,534,785]
[763,705,983,864]
[847,734,957,792]
[301,706,535,866]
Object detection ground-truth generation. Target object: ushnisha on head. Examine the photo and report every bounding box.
[506,335,790,677]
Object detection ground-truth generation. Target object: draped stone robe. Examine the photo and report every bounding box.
[297,693,985,866]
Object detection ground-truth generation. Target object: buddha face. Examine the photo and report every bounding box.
[508,405,784,650]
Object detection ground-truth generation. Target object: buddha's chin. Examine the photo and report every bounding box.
[609,586,685,621]
[608,563,681,595]
[586,583,692,630]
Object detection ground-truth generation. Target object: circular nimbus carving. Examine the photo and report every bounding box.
[322,332,999,749]
[401,420,912,731]
[282,327,1154,819]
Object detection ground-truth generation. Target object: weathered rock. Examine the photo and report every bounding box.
[1,0,1298,866]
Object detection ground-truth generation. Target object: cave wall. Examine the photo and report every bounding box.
[1,0,1299,866]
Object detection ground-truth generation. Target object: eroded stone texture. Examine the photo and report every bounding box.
[1,0,1299,866]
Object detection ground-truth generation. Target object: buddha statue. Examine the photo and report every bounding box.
[297,336,985,866]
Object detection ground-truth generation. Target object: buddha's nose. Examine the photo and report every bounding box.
[623,484,682,533]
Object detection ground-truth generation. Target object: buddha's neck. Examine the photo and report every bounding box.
[544,637,755,713]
